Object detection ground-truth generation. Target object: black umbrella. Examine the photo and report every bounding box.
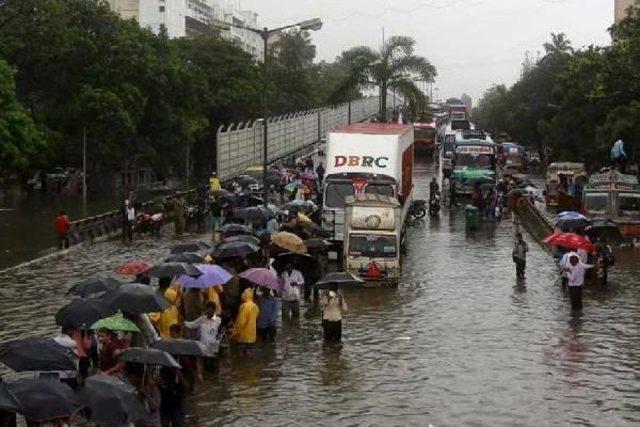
[164,252,205,264]
[234,206,274,222]
[9,378,83,422]
[0,383,20,413]
[150,339,214,357]
[55,298,115,329]
[66,276,121,298]
[314,272,364,290]
[77,374,147,425]
[0,338,77,372]
[234,175,259,188]
[586,219,624,244]
[224,234,262,246]
[170,242,211,254]
[122,348,181,368]
[274,252,318,274]
[143,262,202,279]
[213,241,260,259]
[220,223,253,237]
[102,283,171,315]
[304,238,332,251]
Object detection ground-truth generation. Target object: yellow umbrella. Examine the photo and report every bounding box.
[297,212,312,223]
[270,231,307,254]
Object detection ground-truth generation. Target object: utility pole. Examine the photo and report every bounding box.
[82,126,87,211]
[185,143,190,189]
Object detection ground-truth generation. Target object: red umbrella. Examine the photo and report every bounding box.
[115,261,152,276]
[541,232,595,253]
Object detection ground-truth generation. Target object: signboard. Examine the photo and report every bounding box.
[351,206,396,231]
[455,145,494,155]
[462,130,486,140]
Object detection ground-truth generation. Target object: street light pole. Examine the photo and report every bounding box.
[214,18,322,207]
[261,29,269,206]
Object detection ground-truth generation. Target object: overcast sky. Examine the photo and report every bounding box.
[241,0,613,103]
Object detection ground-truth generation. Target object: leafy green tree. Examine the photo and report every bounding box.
[338,35,436,121]
[0,58,43,174]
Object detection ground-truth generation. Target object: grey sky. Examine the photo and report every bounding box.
[241,0,613,103]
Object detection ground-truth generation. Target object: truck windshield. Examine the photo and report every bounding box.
[618,193,640,217]
[324,183,394,208]
[454,153,495,170]
[348,235,397,258]
[584,193,609,215]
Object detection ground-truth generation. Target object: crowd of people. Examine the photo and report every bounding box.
[32,157,350,426]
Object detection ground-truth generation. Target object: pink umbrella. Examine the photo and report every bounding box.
[239,268,281,290]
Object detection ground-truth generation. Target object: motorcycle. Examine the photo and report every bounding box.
[408,199,427,219]
[185,203,207,232]
[134,212,163,236]
[429,194,441,217]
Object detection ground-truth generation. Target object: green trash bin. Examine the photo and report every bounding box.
[465,205,479,230]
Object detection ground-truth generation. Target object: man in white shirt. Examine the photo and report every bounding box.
[563,254,593,310]
[183,301,221,356]
[558,250,579,287]
[280,262,304,319]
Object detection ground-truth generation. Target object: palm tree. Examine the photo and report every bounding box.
[543,33,574,56]
[337,36,436,121]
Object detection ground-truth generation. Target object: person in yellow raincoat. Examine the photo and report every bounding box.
[230,288,259,355]
[209,172,221,192]
[203,286,223,317]
[149,288,180,339]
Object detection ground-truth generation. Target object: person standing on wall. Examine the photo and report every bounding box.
[55,210,71,249]
[122,200,135,243]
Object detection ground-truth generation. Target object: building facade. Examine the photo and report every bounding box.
[106,0,264,60]
[615,0,634,22]
[460,94,472,116]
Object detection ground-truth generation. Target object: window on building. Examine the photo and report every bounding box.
[159,5,165,12]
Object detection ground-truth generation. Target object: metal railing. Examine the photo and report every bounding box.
[216,96,392,180]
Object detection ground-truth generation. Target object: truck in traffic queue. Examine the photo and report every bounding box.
[321,123,414,259]
[413,121,437,154]
[452,135,498,195]
[343,195,403,285]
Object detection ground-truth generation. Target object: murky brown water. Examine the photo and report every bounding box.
[1,160,640,425]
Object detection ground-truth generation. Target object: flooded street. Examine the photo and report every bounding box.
[2,160,640,425]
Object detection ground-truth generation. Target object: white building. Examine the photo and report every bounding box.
[615,0,635,23]
[106,0,264,60]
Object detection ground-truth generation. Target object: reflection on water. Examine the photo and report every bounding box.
[0,161,640,425]
[0,188,122,269]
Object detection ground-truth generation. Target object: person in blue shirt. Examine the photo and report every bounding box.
[611,139,627,172]
[256,287,278,343]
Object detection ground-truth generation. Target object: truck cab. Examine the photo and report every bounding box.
[344,194,403,285]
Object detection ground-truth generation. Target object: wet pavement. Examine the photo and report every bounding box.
[1,159,640,425]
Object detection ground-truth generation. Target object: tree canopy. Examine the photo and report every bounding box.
[473,18,640,171]
[338,35,437,121]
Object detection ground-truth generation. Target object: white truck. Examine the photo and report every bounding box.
[321,123,414,256]
[344,194,403,284]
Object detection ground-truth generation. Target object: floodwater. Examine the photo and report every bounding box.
[1,160,640,426]
[0,189,121,269]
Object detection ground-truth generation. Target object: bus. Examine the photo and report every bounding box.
[452,139,497,195]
